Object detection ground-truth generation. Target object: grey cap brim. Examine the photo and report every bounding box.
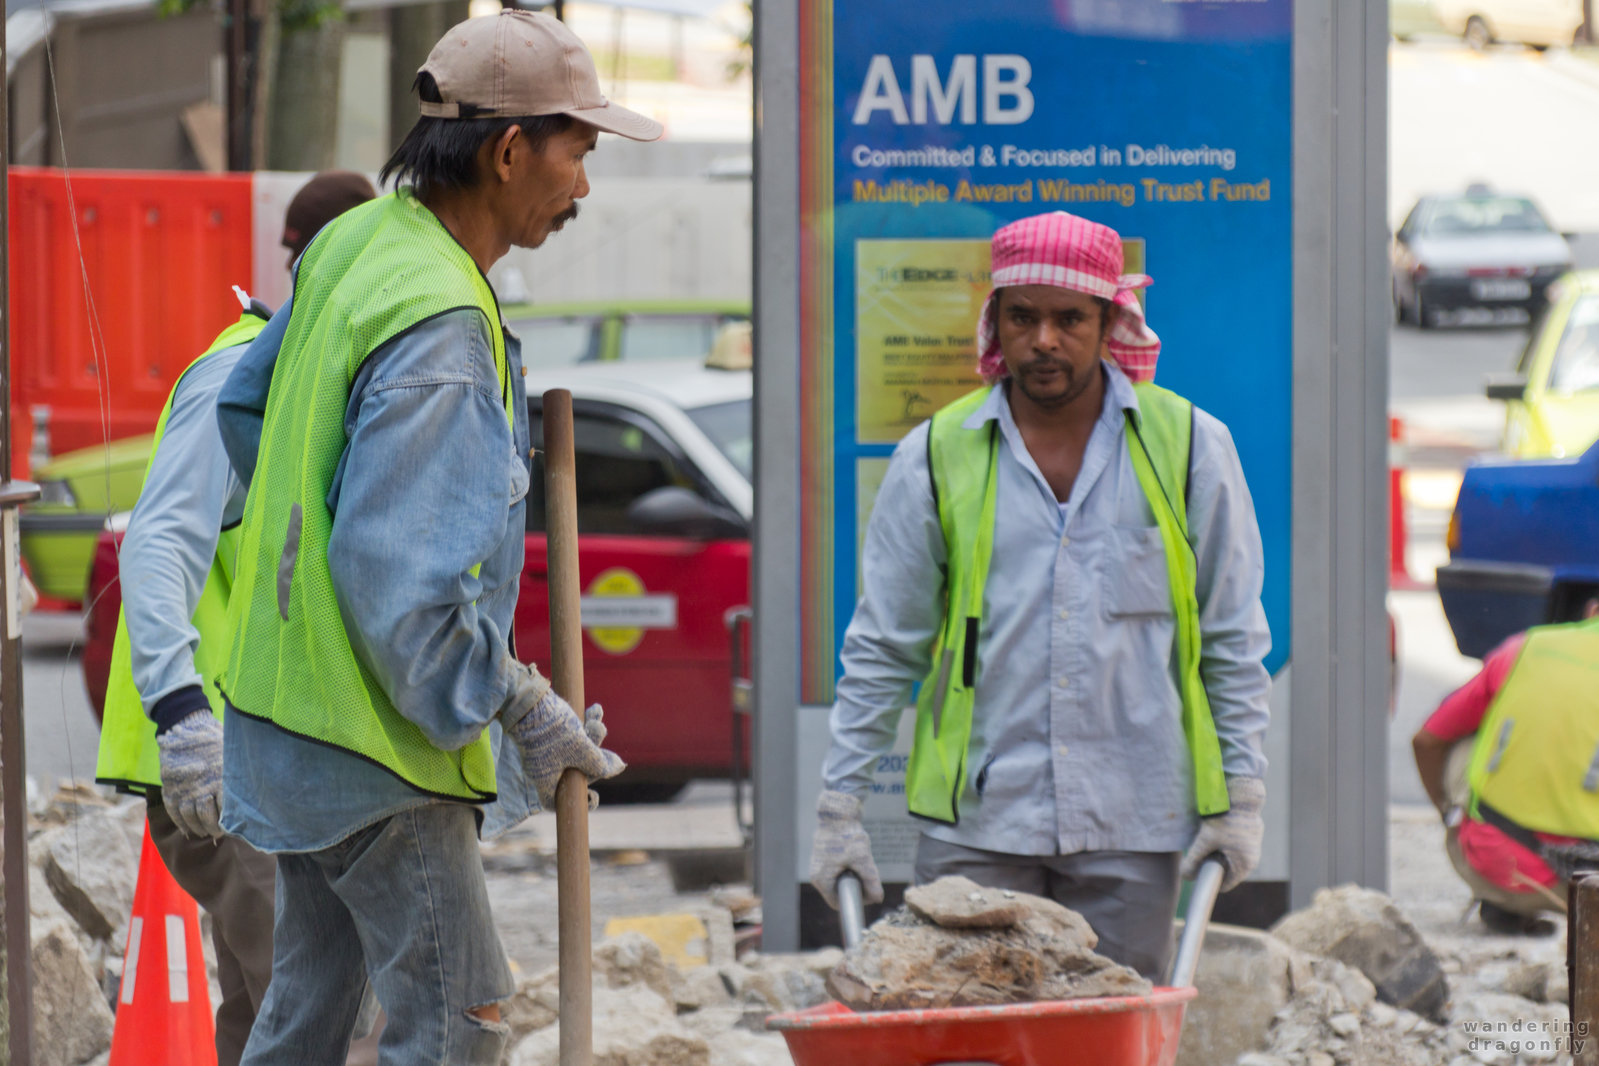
[566,101,664,142]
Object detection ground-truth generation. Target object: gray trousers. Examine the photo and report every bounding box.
[914,834,1182,982]
[147,795,278,1066]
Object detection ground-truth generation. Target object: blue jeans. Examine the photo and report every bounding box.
[240,804,514,1065]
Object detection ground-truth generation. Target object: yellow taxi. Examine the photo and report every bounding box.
[1490,270,1599,459]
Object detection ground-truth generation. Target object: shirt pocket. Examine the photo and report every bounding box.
[1103,525,1172,619]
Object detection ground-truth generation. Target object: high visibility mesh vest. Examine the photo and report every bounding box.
[221,190,512,802]
[1467,619,1599,839]
[905,382,1230,824]
[95,312,269,794]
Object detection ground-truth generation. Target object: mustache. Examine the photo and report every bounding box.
[554,203,581,227]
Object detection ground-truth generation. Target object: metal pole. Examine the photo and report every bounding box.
[543,389,592,1066]
[1,6,43,1058]
[1574,874,1599,1066]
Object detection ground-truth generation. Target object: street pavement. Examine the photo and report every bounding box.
[1391,42,1599,231]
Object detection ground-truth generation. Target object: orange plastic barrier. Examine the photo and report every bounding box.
[8,168,254,474]
[108,821,217,1066]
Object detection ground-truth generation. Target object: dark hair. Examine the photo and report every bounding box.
[380,73,576,200]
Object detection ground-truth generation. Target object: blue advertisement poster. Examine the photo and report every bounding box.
[798,0,1293,700]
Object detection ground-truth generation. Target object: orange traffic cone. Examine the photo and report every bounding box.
[108,820,217,1066]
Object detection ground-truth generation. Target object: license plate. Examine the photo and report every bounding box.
[1471,278,1531,301]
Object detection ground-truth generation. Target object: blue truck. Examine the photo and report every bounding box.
[1437,439,1599,658]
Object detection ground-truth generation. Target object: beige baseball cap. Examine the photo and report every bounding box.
[418,11,663,142]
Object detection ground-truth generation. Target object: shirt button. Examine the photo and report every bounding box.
[1058,609,1069,620]
[1056,744,1069,757]
[1060,536,1071,547]
[1056,677,1069,689]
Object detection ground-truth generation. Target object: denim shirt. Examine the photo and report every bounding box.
[216,295,538,851]
[823,365,1272,856]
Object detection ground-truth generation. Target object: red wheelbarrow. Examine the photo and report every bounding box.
[766,858,1225,1066]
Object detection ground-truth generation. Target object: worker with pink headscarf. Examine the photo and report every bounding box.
[810,211,1272,980]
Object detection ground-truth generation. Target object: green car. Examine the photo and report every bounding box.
[22,434,152,604]
[1490,270,1599,460]
[504,299,750,367]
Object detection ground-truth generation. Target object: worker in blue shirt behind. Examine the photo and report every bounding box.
[810,211,1272,981]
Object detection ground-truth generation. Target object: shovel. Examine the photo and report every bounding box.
[543,387,593,1066]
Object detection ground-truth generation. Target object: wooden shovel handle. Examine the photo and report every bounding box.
[543,389,591,1066]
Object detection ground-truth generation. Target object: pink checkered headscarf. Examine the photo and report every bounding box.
[976,211,1160,384]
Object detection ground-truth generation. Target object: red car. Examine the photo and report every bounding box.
[82,359,754,797]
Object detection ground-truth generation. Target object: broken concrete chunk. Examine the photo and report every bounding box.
[904,875,1029,929]
[38,811,137,942]
[593,931,681,1002]
[31,922,115,1066]
[1270,884,1449,1023]
[827,878,1148,1011]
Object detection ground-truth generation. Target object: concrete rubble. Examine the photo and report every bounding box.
[1271,883,1451,1022]
[825,875,1151,1011]
[11,786,139,1066]
[504,931,802,1066]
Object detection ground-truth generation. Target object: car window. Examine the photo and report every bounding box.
[619,314,747,362]
[1516,292,1559,375]
[1548,295,1599,394]
[1420,197,1550,237]
[685,399,752,481]
[509,316,601,366]
[526,408,695,534]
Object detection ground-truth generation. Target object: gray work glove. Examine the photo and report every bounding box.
[1180,775,1266,892]
[156,712,226,840]
[808,789,884,909]
[506,685,625,811]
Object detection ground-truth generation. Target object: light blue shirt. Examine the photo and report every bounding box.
[823,365,1271,856]
[121,342,252,712]
[214,298,538,852]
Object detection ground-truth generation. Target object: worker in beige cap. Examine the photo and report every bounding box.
[213,12,660,1064]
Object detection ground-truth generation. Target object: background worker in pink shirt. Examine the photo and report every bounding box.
[1412,597,1599,936]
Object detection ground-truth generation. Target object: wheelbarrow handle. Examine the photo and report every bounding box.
[837,872,866,951]
[1167,856,1226,989]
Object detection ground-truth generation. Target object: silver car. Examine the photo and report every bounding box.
[1391,186,1572,328]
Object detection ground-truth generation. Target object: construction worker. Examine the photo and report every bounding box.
[93,171,377,1066]
[810,212,1272,981]
[1412,601,1599,936]
[210,13,660,1063]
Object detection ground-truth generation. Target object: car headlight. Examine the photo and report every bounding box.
[35,479,77,507]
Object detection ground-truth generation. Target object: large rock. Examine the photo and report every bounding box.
[508,984,710,1066]
[826,877,1150,1011]
[31,921,114,1066]
[1174,924,1295,1066]
[1270,884,1449,1023]
[39,811,138,942]
[593,932,680,1002]
[904,876,1028,928]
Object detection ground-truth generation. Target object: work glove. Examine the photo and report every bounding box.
[156,711,226,840]
[808,789,884,909]
[506,684,625,811]
[1180,775,1266,892]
